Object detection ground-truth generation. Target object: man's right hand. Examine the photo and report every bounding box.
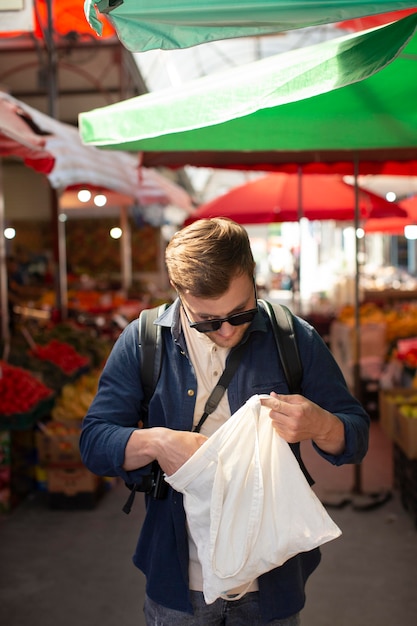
[123,427,207,475]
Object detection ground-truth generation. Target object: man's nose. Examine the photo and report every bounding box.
[216,321,235,337]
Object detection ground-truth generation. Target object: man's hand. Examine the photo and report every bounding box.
[123,427,207,475]
[153,429,207,476]
[260,391,345,455]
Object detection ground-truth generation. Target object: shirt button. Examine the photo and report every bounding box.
[187,389,195,397]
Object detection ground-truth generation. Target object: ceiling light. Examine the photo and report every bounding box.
[4,227,16,239]
[94,194,107,207]
[110,227,122,239]
[404,225,417,240]
[78,189,91,202]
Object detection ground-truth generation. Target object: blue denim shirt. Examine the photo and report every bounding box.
[80,300,369,622]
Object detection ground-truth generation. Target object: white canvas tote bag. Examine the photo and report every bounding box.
[165,394,342,605]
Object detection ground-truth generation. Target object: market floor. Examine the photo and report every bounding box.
[1,421,416,626]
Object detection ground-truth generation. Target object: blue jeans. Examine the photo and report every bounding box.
[144,592,301,625]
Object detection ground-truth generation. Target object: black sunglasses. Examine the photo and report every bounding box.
[182,302,258,333]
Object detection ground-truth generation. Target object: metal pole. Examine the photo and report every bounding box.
[0,161,10,348]
[120,204,132,296]
[296,165,303,315]
[45,0,58,119]
[353,158,363,495]
[57,206,68,321]
[45,0,66,320]
[50,187,67,321]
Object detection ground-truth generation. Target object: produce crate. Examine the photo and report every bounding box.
[0,430,11,467]
[36,425,82,466]
[0,430,37,514]
[46,466,104,509]
[379,388,417,439]
[392,404,417,460]
[330,321,387,388]
[0,395,55,431]
[393,444,417,528]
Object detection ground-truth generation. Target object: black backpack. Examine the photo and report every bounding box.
[123,300,308,513]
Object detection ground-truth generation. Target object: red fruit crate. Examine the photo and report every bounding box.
[0,395,55,431]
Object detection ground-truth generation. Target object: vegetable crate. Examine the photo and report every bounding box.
[394,444,417,529]
[329,321,387,389]
[46,467,104,510]
[0,430,37,514]
[35,423,104,509]
[36,426,82,466]
[378,388,417,440]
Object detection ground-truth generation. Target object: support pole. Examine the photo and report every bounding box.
[322,158,391,511]
[120,204,132,296]
[0,162,10,351]
[295,165,303,315]
[45,0,66,320]
[353,160,363,495]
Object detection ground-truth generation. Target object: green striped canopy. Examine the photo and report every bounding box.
[79,13,417,172]
[85,0,417,51]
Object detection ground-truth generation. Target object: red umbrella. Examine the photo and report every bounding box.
[365,195,417,234]
[184,173,406,226]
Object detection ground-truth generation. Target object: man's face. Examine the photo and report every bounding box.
[180,273,256,349]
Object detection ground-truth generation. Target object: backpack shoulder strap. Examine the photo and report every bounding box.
[259,300,312,484]
[138,303,169,422]
[258,300,303,393]
[122,303,169,513]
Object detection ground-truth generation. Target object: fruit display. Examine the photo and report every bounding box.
[398,403,417,419]
[394,403,417,460]
[65,218,159,275]
[379,388,417,435]
[337,302,386,325]
[36,420,82,466]
[378,387,417,460]
[337,302,417,343]
[385,391,417,404]
[30,339,89,375]
[0,361,54,428]
[395,346,417,372]
[7,345,77,392]
[51,370,100,422]
[39,322,112,369]
[0,361,53,415]
[5,322,111,392]
[391,337,417,378]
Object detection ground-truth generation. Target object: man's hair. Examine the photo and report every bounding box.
[165,218,255,297]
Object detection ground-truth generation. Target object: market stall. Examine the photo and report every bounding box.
[0,90,193,337]
[0,89,192,512]
[0,304,125,513]
[326,299,417,523]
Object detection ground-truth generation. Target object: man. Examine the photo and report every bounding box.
[80,218,369,625]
